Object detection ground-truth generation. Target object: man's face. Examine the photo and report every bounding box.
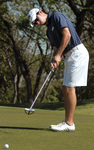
[32,11,47,26]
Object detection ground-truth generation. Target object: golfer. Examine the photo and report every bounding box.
[28,8,89,132]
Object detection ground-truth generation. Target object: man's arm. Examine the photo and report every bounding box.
[51,27,71,68]
[57,27,71,56]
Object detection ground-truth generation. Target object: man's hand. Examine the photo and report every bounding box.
[51,54,61,69]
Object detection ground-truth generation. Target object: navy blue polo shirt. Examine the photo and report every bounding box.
[46,12,81,55]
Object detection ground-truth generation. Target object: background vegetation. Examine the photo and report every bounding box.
[0,0,94,104]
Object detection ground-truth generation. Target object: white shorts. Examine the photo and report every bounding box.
[63,43,89,87]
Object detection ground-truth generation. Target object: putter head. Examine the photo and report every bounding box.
[25,108,35,115]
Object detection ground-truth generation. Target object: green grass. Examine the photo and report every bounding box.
[0,103,94,150]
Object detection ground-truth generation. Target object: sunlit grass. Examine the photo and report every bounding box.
[0,103,94,150]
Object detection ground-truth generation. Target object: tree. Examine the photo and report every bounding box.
[0,0,94,104]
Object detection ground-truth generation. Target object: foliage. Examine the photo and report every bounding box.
[0,0,94,104]
[44,80,64,102]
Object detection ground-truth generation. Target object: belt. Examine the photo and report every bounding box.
[64,43,83,57]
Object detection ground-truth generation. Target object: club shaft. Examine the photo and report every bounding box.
[30,68,53,109]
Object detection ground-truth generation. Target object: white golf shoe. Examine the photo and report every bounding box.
[50,121,75,132]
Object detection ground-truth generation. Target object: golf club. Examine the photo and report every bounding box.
[25,67,54,115]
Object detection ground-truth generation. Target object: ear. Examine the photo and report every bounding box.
[38,10,43,14]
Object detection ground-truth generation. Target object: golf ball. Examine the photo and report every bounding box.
[4,144,9,149]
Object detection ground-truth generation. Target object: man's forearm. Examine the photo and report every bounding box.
[51,28,71,69]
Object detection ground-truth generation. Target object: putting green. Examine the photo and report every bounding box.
[0,104,94,150]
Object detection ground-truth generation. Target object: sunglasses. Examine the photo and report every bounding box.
[33,17,39,25]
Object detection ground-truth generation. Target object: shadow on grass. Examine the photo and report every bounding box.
[0,126,50,131]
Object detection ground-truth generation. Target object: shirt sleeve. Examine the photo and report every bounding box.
[53,12,68,31]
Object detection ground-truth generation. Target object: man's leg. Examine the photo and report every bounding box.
[62,85,77,125]
[50,85,76,131]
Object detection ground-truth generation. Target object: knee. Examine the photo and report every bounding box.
[62,86,75,94]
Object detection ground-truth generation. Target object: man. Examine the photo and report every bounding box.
[28,8,89,132]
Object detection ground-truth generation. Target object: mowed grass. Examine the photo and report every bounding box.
[0,103,94,150]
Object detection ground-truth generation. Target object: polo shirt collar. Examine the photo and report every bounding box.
[47,14,52,27]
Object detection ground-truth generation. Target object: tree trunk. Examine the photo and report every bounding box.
[33,59,45,99]
[67,0,86,37]
[1,18,33,103]
[76,11,86,37]
[13,74,19,104]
